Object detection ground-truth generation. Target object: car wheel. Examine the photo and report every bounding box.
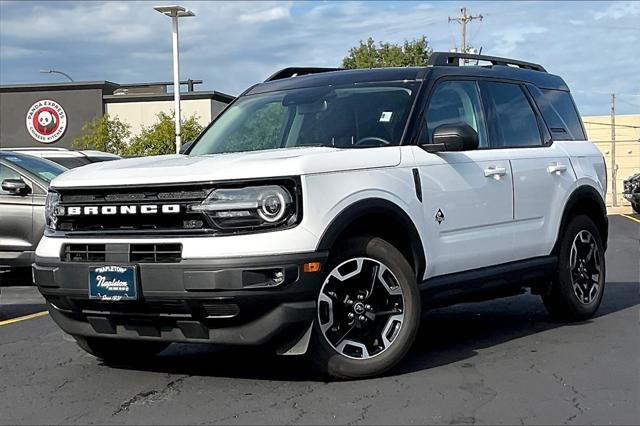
[309,236,420,379]
[542,215,606,321]
[74,335,170,361]
[632,201,640,215]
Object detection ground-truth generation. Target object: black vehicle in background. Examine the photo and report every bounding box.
[624,172,640,214]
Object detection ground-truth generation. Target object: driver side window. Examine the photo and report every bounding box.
[425,80,488,148]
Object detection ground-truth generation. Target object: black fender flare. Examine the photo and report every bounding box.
[316,198,426,278]
[553,185,608,253]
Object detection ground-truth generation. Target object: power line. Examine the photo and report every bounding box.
[583,121,640,129]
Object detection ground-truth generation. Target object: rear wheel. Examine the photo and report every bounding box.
[542,215,605,321]
[74,336,170,362]
[309,236,420,379]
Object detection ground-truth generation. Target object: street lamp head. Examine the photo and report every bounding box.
[154,5,195,17]
[39,69,52,74]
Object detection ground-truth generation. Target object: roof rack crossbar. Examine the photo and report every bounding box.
[427,52,547,72]
[264,67,343,82]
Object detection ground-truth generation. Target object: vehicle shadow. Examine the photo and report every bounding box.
[105,281,639,382]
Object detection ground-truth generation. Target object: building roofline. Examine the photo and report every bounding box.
[103,90,235,104]
[0,80,121,93]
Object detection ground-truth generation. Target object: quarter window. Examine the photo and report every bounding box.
[480,81,542,148]
[425,80,488,147]
[527,85,586,140]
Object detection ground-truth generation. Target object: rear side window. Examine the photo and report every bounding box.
[479,81,542,148]
[527,85,586,141]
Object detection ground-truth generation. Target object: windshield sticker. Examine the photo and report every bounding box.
[39,172,57,181]
[7,156,22,162]
[379,111,393,122]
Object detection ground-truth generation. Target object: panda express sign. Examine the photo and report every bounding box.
[25,99,68,144]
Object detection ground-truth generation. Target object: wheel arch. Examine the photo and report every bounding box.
[552,185,609,254]
[316,198,426,279]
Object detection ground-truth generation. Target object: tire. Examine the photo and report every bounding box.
[632,201,640,215]
[74,335,170,362]
[542,215,606,321]
[309,236,421,379]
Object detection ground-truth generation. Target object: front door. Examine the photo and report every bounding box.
[0,164,35,262]
[412,79,514,278]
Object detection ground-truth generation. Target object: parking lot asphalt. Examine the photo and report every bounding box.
[1,214,638,425]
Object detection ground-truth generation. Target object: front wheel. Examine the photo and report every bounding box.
[309,236,420,379]
[542,215,606,321]
[632,201,640,215]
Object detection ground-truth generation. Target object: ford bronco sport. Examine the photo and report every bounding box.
[34,52,608,379]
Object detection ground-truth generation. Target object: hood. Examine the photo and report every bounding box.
[50,146,401,188]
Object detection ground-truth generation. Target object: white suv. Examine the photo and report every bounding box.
[34,53,608,379]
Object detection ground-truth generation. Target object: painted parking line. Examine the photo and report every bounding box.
[619,214,640,224]
[0,311,49,326]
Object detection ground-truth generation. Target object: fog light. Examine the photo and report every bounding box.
[273,271,285,285]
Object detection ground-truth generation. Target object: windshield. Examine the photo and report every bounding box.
[190,82,419,155]
[3,154,67,182]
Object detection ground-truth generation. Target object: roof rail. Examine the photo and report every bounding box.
[264,67,343,82]
[427,52,546,72]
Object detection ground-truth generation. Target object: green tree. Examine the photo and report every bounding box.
[71,113,131,155]
[342,36,432,69]
[126,111,204,156]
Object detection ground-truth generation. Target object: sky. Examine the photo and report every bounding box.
[0,0,639,115]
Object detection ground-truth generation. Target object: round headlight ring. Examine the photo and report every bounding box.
[258,190,287,223]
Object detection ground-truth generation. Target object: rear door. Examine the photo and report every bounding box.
[478,81,577,259]
[412,79,515,278]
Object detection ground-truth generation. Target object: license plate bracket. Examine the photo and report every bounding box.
[89,265,137,301]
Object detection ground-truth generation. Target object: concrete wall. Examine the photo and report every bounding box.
[0,89,104,149]
[105,98,226,137]
[584,114,640,206]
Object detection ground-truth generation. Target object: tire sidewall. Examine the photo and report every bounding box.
[310,236,420,379]
[555,215,606,318]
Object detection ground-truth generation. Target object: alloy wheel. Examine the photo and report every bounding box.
[569,230,601,304]
[317,257,405,360]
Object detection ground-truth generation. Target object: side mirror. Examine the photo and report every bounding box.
[179,140,194,154]
[421,122,479,153]
[1,178,31,196]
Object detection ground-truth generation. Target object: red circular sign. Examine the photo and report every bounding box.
[26,100,67,144]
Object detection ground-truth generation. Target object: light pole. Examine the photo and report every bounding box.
[39,69,74,82]
[153,5,195,154]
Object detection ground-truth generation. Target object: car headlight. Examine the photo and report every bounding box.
[45,191,60,231]
[190,184,299,231]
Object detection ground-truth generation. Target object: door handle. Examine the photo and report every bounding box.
[484,166,507,178]
[547,163,568,174]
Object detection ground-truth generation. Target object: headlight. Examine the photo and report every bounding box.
[45,191,60,231]
[190,184,299,231]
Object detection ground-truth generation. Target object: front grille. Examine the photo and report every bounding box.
[63,244,108,262]
[56,185,211,234]
[130,243,182,263]
[62,243,182,263]
[72,299,191,316]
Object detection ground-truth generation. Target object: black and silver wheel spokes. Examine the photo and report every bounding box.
[317,257,405,360]
[569,230,601,304]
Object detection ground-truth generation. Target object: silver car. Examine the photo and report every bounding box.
[0,152,67,273]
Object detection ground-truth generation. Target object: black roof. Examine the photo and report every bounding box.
[248,52,568,95]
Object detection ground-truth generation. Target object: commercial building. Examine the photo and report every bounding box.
[0,80,234,149]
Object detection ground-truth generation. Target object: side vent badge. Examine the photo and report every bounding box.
[435,209,445,224]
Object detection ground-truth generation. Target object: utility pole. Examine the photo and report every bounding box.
[610,93,617,207]
[449,7,483,58]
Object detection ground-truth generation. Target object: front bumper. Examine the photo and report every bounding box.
[34,251,327,347]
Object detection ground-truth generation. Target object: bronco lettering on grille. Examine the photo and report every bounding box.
[65,204,181,215]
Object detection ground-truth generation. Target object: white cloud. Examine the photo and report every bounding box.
[0,1,638,115]
[239,6,290,23]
